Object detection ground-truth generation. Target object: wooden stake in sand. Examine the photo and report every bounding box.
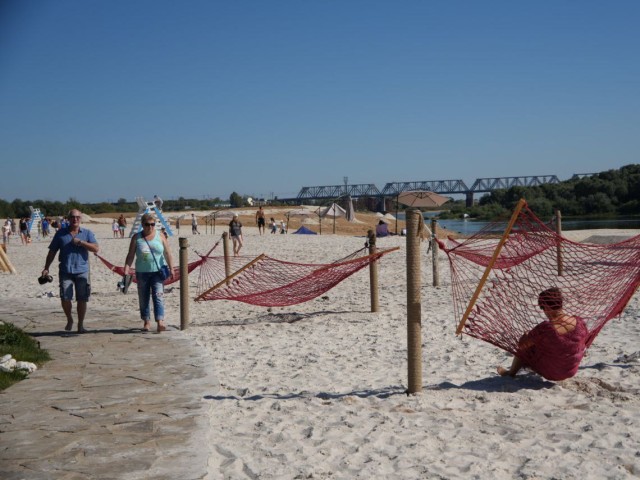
[179,237,189,330]
[555,209,564,276]
[0,244,17,273]
[431,218,439,287]
[406,208,422,394]
[222,232,231,285]
[367,230,379,313]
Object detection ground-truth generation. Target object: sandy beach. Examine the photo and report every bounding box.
[1,211,639,479]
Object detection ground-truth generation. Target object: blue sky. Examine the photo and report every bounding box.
[1,1,638,203]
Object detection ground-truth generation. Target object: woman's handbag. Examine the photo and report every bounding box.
[160,264,171,280]
[143,235,171,280]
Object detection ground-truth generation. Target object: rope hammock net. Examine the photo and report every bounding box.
[95,240,220,286]
[195,246,399,307]
[439,199,640,379]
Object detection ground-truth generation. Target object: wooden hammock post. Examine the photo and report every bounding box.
[222,232,231,285]
[179,237,189,330]
[455,198,527,335]
[367,230,379,312]
[406,208,422,394]
[555,209,564,276]
[431,218,440,287]
[0,245,16,273]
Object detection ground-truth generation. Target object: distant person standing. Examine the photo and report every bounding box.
[279,219,287,234]
[191,213,200,234]
[42,209,100,333]
[19,217,29,244]
[153,195,163,211]
[112,219,120,238]
[175,217,180,234]
[41,217,50,238]
[270,217,277,234]
[229,213,243,256]
[117,214,127,238]
[255,206,266,235]
[2,220,10,246]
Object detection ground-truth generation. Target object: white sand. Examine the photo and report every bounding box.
[2,223,639,479]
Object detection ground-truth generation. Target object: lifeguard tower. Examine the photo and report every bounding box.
[28,207,45,238]
[129,197,174,237]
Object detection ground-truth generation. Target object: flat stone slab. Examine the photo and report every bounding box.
[0,298,217,480]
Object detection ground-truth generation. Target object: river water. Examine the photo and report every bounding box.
[396,212,640,236]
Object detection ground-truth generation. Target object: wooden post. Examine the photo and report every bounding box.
[555,209,563,276]
[222,232,231,284]
[431,218,440,287]
[367,230,379,312]
[406,208,422,395]
[179,237,189,330]
[0,244,16,273]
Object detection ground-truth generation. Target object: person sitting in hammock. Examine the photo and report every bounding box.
[497,287,588,381]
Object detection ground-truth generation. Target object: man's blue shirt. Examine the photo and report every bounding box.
[48,227,97,274]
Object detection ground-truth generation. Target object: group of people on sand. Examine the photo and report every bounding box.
[39,207,588,383]
[42,209,173,334]
[255,207,287,235]
[111,215,128,238]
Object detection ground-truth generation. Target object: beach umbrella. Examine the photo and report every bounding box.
[395,190,449,234]
[397,190,450,208]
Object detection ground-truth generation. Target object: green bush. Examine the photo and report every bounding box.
[0,323,51,391]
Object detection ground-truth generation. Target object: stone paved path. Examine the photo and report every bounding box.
[0,298,217,480]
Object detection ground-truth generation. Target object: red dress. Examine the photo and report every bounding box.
[516,317,588,381]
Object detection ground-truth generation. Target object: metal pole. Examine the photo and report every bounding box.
[555,209,563,276]
[368,230,379,312]
[406,209,422,394]
[431,218,440,287]
[179,237,189,330]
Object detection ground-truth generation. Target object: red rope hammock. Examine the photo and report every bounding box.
[95,240,220,286]
[440,200,640,380]
[195,247,399,307]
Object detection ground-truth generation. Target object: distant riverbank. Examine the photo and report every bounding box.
[396,212,640,236]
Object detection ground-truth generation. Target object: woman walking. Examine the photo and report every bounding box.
[124,213,174,333]
[229,213,243,256]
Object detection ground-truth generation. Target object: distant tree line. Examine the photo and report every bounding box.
[439,164,640,220]
[0,192,263,219]
[3,165,638,221]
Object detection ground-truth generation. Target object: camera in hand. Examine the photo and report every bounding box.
[118,274,133,294]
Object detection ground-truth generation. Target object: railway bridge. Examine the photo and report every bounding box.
[288,175,561,207]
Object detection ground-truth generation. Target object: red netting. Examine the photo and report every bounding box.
[195,247,399,307]
[440,201,640,364]
[94,240,220,286]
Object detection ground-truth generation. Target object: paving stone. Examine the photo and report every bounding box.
[0,298,217,480]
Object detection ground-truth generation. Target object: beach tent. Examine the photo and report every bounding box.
[317,203,347,234]
[345,195,357,222]
[292,225,317,235]
[318,203,347,218]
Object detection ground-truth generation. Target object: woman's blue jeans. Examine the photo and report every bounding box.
[136,271,165,322]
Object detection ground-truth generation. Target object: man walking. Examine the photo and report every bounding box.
[191,213,200,234]
[42,209,99,333]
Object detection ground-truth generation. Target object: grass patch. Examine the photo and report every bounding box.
[0,322,51,391]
